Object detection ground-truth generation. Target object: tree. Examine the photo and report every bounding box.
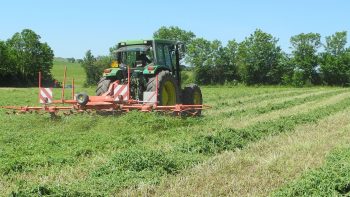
[324,31,347,56]
[290,33,321,85]
[81,50,111,86]
[223,40,239,82]
[0,41,10,78]
[320,31,350,85]
[236,29,283,85]
[278,52,295,85]
[186,38,212,84]
[81,50,97,85]
[67,57,76,63]
[186,38,238,85]
[153,26,196,47]
[6,29,54,85]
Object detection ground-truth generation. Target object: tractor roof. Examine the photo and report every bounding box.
[118,39,177,46]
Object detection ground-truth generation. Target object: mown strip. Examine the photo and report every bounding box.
[209,88,322,113]
[224,91,350,129]
[271,146,350,197]
[134,106,350,197]
[180,94,350,155]
[221,89,344,118]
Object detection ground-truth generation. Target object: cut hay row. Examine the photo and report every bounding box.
[177,89,347,138]
[127,103,350,196]
[208,87,334,116]
[223,91,350,129]
[206,87,326,113]
[217,89,345,118]
[272,145,350,196]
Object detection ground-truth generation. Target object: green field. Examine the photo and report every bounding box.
[51,60,86,88]
[1,61,350,196]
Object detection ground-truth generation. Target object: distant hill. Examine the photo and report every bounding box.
[54,57,69,62]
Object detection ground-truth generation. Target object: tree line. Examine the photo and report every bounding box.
[2,28,346,87]
[83,26,350,87]
[154,27,350,86]
[0,29,54,86]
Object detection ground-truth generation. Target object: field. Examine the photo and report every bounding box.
[1,62,350,196]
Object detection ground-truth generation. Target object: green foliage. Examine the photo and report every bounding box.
[320,31,350,86]
[290,33,321,85]
[81,50,111,86]
[325,31,347,56]
[0,29,54,86]
[187,38,238,84]
[0,40,11,78]
[4,29,54,86]
[272,147,350,196]
[237,29,283,84]
[153,26,196,47]
[67,57,76,63]
[154,28,348,87]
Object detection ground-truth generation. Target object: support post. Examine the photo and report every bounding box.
[127,66,130,101]
[155,73,158,107]
[61,66,67,103]
[72,78,75,100]
[38,71,41,104]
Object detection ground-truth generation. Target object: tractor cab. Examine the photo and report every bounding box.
[115,44,153,68]
[106,39,182,78]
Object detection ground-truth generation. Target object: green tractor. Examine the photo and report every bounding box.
[96,39,203,115]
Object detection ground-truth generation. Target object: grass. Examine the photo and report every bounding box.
[272,145,350,197]
[0,59,350,196]
[140,109,350,196]
[51,60,85,88]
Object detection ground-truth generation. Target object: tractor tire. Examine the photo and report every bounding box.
[146,71,180,106]
[96,77,111,96]
[182,84,203,116]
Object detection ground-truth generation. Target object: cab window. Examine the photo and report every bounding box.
[164,45,173,68]
[156,44,165,65]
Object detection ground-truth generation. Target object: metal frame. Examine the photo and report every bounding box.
[1,66,210,116]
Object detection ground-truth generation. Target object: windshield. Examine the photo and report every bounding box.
[116,45,154,67]
[116,45,151,53]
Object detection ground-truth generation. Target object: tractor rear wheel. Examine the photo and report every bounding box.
[182,84,203,116]
[146,71,180,106]
[96,77,111,96]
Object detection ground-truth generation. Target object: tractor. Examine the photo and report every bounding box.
[95,39,203,115]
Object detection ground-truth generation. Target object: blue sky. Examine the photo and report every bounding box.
[0,0,349,58]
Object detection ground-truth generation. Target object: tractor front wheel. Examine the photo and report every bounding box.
[146,71,180,106]
[182,84,203,116]
[96,77,111,96]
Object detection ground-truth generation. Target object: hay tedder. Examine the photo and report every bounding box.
[1,39,209,117]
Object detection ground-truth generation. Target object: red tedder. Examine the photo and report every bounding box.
[1,67,210,117]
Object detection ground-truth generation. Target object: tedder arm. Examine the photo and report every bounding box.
[1,67,210,117]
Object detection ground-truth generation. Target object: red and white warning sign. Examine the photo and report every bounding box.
[114,84,129,101]
[39,88,53,104]
[143,91,157,104]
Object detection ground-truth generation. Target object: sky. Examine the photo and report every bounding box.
[0,0,349,58]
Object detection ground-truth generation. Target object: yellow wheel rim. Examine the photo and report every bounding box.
[161,81,176,105]
[78,95,84,101]
[193,90,201,105]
